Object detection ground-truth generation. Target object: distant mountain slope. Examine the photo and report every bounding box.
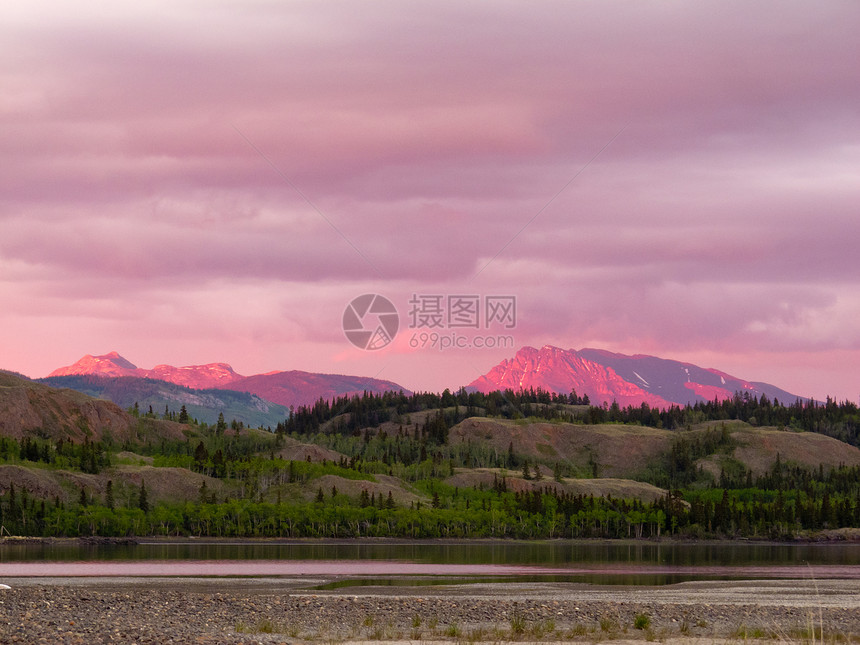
[227,370,409,408]
[0,370,187,443]
[145,362,240,389]
[48,352,409,409]
[469,345,803,408]
[39,375,289,428]
[577,348,804,405]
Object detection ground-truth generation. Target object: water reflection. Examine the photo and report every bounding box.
[2,540,859,567]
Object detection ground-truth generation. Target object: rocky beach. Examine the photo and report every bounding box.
[1,576,859,644]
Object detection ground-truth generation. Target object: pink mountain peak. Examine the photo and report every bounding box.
[48,352,139,377]
[472,345,801,408]
[470,345,674,409]
[48,353,243,389]
[146,363,243,389]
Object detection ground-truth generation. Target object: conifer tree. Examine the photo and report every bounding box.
[138,480,149,513]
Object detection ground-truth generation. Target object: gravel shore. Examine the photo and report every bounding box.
[1,577,859,644]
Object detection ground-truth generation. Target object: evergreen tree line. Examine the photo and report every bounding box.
[280,388,590,436]
[281,388,860,447]
[0,436,110,474]
[585,393,860,443]
[2,466,859,539]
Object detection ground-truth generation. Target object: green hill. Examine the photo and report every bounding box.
[2,383,860,539]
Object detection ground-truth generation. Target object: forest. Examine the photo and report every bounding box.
[1,388,859,539]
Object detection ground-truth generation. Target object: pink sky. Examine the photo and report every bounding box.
[1,1,858,401]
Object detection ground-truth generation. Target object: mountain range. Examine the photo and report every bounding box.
[43,352,408,423]
[38,346,804,426]
[468,345,804,407]
[48,352,242,389]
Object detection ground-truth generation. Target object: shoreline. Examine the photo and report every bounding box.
[2,577,859,644]
[4,537,860,643]
[4,531,860,546]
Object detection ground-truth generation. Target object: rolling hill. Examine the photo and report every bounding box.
[449,416,860,480]
[0,370,188,443]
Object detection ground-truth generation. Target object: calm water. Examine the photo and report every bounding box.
[2,540,859,585]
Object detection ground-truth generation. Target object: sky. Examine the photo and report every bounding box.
[1,1,858,401]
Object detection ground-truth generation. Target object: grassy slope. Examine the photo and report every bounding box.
[698,425,860,477]
[444,469,669,503]
[451,417,860,477]
[449,417,672,478]
[0,370,191,444]
[0,461,227,506]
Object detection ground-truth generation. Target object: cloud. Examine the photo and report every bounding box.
[1,1,858,400]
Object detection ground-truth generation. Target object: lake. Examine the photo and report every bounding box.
[2,540,859,586]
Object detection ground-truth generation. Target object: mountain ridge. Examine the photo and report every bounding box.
[48,352,409,409]
[468,345,804,407]
[48,353,244,389]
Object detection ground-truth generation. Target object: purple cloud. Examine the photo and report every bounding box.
[1,1,858,401]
